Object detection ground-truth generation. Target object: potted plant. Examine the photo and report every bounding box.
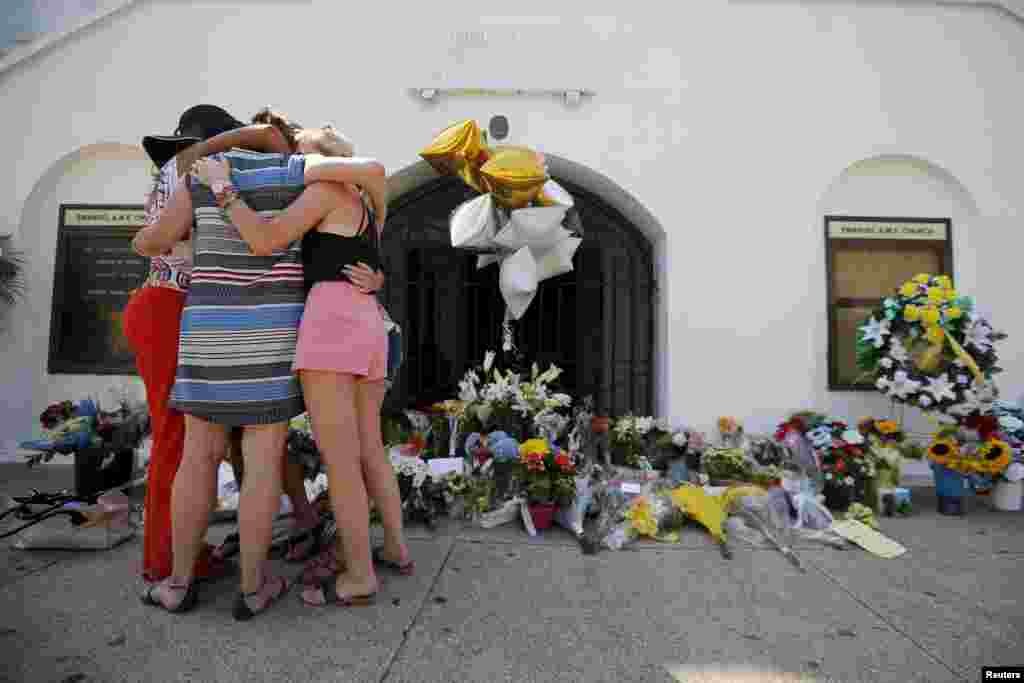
[487,431,521,499]
[702,447,752,486]
[657,428,691,484]
[0,244,26,321]
[518,438,564,530]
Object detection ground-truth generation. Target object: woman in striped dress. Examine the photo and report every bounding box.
[132,147,388,619]
[192,126,412,610]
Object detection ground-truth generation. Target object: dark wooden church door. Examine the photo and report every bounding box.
[379,176,654,417]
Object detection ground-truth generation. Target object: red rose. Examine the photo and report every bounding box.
[835,459,846,473]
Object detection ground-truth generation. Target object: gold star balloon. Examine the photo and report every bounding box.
[420,119,487,192]
[479,145,548,208]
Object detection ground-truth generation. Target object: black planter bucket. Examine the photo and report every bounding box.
[74,446,134,498]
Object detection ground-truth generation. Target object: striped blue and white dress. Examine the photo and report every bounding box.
[169,150,307,425]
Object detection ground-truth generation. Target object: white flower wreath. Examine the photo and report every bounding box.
[855,274,1005,418]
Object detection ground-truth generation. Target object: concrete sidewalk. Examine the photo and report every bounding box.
[0,464,1020,683]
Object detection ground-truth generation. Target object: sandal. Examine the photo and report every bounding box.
[301,546,343,586]
[284,520,325,563]
[212,532,241,562]
[372,546,415,576]
[232,575,288,622]
[300,578,377,608]
[141,578,199,613]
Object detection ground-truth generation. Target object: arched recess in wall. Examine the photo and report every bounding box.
[383,156,667,417]
[16,142,150,324]
[814,153,979,432]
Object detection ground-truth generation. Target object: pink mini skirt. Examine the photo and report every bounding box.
[293,281,387,380]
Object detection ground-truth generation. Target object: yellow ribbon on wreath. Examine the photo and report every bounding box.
[914,327,984,384]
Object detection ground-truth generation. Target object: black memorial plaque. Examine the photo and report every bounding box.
[48,205,150,374]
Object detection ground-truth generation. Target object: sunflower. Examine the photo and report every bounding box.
[976,439,1012,475]
[876,420,899,435]
[927,437,959,465]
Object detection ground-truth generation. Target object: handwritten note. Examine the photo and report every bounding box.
[428,458,464,478]
[832,519,907,559]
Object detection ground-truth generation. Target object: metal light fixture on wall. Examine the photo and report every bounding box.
[411,88,595,107]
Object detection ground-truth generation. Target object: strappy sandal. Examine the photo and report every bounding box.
[212,532,241,562]
[284,520,325,563]
[141,579,199,613]
[372,546,415,576]
[301,546,343,586]
[300,578,377,608]
[232,575,289,622]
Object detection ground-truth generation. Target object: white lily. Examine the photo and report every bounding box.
[965,320,993,352]
[537,364,563,385]
[888,370,922,399]
[483,351,496,373]
[859,317,891,348]
[924,374,958,404]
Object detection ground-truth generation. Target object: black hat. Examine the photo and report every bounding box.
[142,104,246,168]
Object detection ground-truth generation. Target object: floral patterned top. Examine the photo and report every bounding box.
[142,157,192,292]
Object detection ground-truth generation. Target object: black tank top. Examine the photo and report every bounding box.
[301,194,380,293]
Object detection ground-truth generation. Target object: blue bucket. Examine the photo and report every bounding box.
[931,462,968,498]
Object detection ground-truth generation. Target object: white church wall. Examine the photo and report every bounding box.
[0,1,1022,448]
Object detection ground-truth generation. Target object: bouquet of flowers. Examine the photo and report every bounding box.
[991,400,1024,456]
[611,415,670,467]
[857,417,905,488]
[926,417,1012,479]
[718,416,744,448]
[518,438,578,505]
[22,398,148,467]
[457,351,572,441]
[701,447,752,483]
[856,273,1006,419]
[387,452,452,528]
[775,412,876,506]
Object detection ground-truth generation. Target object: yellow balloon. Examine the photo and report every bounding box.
[420,120,486,192]
[479,145,548,208]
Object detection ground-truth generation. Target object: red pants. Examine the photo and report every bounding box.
[123,287,216,581]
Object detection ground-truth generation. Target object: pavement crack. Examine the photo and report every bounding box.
[804,557,970,683]
[377,537,458,683]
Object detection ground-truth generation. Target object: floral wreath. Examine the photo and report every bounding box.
[856,274,1005,418]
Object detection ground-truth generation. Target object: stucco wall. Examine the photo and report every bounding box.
[1,1,1022,457]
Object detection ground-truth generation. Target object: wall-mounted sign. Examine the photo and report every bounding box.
[825,215,953,391]
[826,218,948,241]
[48,204,149,375]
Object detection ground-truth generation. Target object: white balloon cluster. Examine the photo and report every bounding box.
[450,179,582,320]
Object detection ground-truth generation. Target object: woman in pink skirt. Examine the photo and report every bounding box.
[192,125,412,608]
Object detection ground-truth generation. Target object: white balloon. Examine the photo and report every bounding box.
[477,254,500,269]
[533,237,582,282]
[499,246,538,320]
[450,193,498,249]
[493,206,570,251]
[540,179,575,208]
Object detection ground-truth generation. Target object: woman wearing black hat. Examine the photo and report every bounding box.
[125,105,289,584]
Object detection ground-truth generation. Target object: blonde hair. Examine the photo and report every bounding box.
[305,124,355,158]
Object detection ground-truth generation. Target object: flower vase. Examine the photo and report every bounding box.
[931,462,969,516]
[685,451,702,476]
[667,457,689,486]
[611,443,635,467]
[993,480,1023,512]
[528,501,557,530]
[648,446,676,471]
[823,482,853,512]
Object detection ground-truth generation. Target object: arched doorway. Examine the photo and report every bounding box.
[380,176,654,417]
